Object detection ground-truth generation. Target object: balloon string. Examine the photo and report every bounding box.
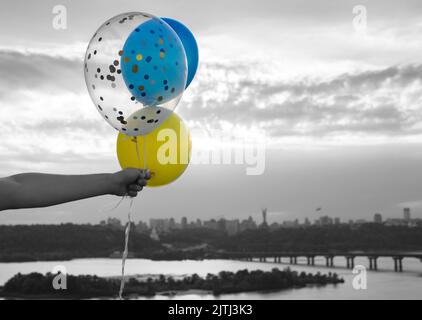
[143,135,147,169]
[134,136,142,168]
[118,135,146,299]
[119,196,134,300]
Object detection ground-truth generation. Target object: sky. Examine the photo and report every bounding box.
[1,0,422,225]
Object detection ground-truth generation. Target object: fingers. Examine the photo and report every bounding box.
[126,169,150,197]
[138,169,151,180]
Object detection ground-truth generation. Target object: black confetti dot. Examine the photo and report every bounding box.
[88,53,91,60]
[147,119,154,123]
[163,80,168,85]
[154,120,159,123]
[129,84,134,89]
[117,69,122,74]
[164,86,169,90]
[100,75,104,80]
[97,68,101,73]
[94,50,97,55]
[144,74,149,80]
[113,60,119,66]
[157,96,163,102]
[141,116,146,120]
[141,92,146,97]
[100,96,104,101]
[131,96,135,101]
[122,128,126,131]
[146,56,152,63]
[156,110,161,114]
[98,37,102,42]
[105,115,109,119]
[98,105,102,110]
[118,111,123,115]
[109,65,116,73]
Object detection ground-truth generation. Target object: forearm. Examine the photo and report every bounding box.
[0,173,115,210]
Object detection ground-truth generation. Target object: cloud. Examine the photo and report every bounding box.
[1,46,422,173]
[0,49,85,98]
[180,62,422,140]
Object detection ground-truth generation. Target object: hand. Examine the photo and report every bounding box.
[110,168,151,197]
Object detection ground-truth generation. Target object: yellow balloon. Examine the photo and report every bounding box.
[116,112,191,187]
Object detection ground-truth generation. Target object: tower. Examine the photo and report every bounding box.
[261,208,268,227]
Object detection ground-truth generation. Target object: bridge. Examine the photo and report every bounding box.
[216,251,422,272]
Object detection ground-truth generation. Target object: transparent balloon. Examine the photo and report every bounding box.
[84,12,188,136]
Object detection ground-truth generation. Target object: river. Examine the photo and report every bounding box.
[0,257,421,299]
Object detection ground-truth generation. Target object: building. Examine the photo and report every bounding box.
[334,217,341,225]
[403,208,411,221]
[304,217,311,227]
[169,217,176,229]
[225,219,240,236]
[374,213,383,224]
[195,219,203,228]
[149,218,171,233]
[181,217,188,229]
[318,215,333,226]
[203,219,218,230]
[217,218,226,232]
[239,216,257,232]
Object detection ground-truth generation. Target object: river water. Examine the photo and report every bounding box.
[0,257,420,299]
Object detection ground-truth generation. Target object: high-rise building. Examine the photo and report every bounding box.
[334,217,341,225]
[403,208,411,221]
[169,217,176,229]
[225,219,240,236]
[181,217,188,229]
[374,213,383,224]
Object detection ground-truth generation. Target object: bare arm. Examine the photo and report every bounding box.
[0,168,150,211]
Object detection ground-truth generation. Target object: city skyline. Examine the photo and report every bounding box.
[100,206,421,234]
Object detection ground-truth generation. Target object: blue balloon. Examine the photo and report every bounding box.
[120,18,187,107]
[162,17,198,89]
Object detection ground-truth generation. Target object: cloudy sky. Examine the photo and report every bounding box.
[1,0,422,225]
